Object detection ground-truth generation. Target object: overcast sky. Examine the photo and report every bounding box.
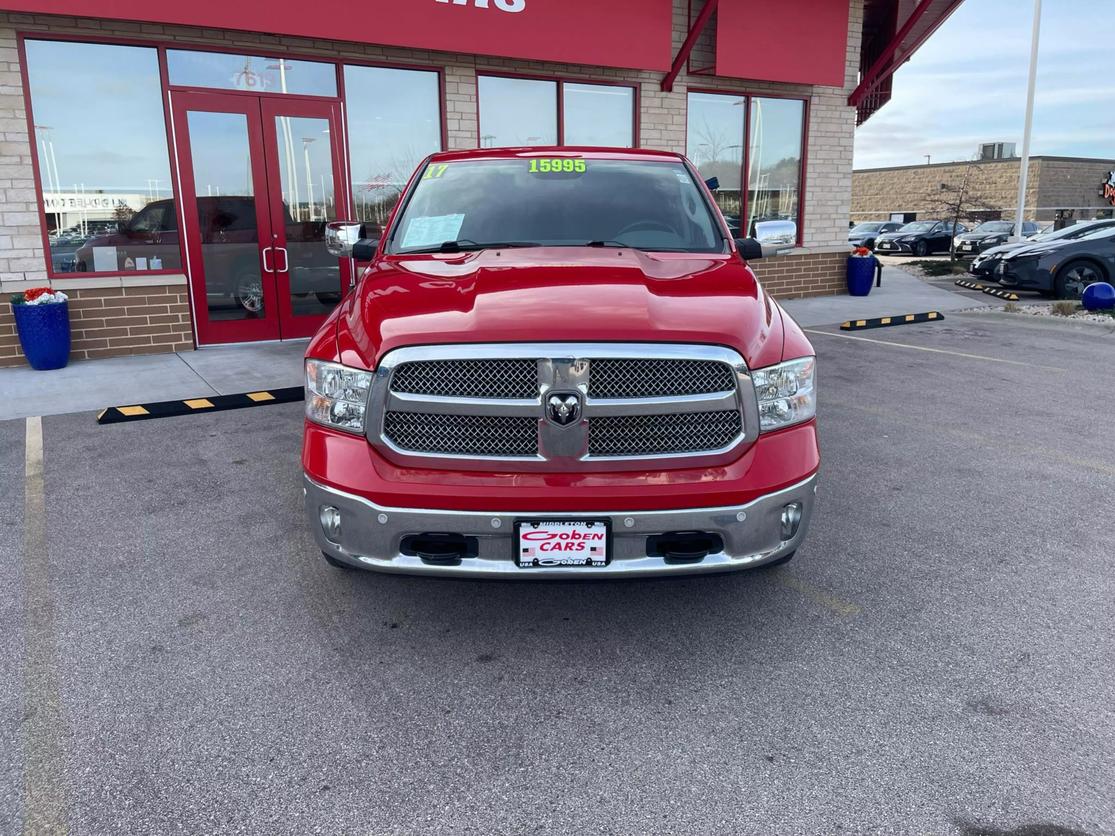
[854,0,1114,170]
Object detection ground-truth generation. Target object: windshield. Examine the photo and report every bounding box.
[388,158,725,254]
[898,222,936,234]
[974,222,1014,233]
[1033,221,1115,242]
[850,223,883,234]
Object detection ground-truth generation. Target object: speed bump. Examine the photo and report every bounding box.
[97,386,304,424]
[840,312,944,331]
[982,287,1020,301]
[955,279,985,290]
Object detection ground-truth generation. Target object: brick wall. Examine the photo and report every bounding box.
[752,251,847,299]
[0,1,862,366]
[1,283,192,367]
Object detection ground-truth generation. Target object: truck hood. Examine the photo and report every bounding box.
[334,247,786,370]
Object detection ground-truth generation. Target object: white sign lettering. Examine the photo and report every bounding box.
[435,0,526,13]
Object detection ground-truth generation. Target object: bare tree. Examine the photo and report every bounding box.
[932,157,1000,261]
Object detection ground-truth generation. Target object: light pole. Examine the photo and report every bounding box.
[1012,0,1042,241]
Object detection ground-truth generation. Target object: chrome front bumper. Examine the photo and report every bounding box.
[303,474,818,578]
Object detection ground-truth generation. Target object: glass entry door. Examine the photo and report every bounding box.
[171,91,350,344]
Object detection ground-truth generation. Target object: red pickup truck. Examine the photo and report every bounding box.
[302,148,818,577]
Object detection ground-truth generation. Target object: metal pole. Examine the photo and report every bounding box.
[1012,0,1042,241]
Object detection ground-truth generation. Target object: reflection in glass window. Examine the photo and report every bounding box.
[686,92,745,232]
[747,97,804,240]
[563,83,634,147]
[167,50,337,96]
[25,40,181,274]
[344,66,442,227]
[478,76,558,148]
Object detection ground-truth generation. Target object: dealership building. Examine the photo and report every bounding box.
[0,0,962,366]
[853,150,1115,226]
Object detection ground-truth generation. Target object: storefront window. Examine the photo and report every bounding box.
[167,50,337,97]
[747,97,804,241]
[24,40,181,275]
[344,66,442,227]
[686,92,745,232]
[478,76,558,147]
[563,83,634,147]
[686,92,805,244]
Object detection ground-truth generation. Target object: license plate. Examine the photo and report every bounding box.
[516,520,610,568]
[878,243,892,249]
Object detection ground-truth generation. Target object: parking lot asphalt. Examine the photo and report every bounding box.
[3,311,1113,834]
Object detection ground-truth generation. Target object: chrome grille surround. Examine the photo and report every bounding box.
[366,343,760,472]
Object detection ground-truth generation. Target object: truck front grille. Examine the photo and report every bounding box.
[384,412,537,457]
[390,358,537,399]
[370,344,758,470]
[588,410,742,457]
[588,359,734,398]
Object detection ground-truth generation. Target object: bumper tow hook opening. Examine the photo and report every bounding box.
[401,533,477,566]
[647,531,724,564]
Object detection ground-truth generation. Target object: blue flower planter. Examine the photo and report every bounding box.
[13,301,71,370]
[847,255,876,296]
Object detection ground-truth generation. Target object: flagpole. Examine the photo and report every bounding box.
[1012,0,1041,241]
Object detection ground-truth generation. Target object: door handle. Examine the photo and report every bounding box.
[274,246,289,274]
[261,246,274,273]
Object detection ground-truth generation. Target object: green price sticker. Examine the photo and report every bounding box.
[422,163,450,180]
[529,158,587,175]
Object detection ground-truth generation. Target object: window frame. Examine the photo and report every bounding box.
[17,31,448,281]
[476,70,639,150]
[685,87,809,248]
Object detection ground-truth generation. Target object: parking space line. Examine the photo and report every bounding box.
[771,572,862,618]
[21,416,69,835]
[804,328,1068,372]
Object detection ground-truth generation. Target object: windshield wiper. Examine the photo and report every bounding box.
[584,240,631,248]
[404,239,540,254]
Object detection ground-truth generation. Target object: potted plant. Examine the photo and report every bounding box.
[10,286,71,370]
[847,246,877,296]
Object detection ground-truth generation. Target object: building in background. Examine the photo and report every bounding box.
[0,0,963,366]
[853,152,1115,226]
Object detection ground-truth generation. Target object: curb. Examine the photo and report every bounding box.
[982,287,1020,301]
[97,386,304,424]
[840,312,944,331]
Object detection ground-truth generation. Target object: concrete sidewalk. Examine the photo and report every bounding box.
[0,341,306,421]
[780,266,987,327]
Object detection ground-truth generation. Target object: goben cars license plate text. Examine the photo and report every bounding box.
[517,520,608,568]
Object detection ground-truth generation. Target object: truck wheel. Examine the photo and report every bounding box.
[1054,259,1103,300]
[235,274,264,315]
[761,551,795,569]
[321,551,353,570]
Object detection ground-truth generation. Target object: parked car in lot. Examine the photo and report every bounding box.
[971,219,1115,280]
[304,147,819,578]
[954,220,1041,257]
[848,221,902,250]
[873,220,966,256]
[996,226,1115,298]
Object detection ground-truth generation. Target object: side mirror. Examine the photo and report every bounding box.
[326,221,381,260]
[735,237,764,261]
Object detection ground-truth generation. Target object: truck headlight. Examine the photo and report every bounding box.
[752,357,816,432]
[305,359,373,433]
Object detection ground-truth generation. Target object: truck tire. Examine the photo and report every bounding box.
[321,551,353,570]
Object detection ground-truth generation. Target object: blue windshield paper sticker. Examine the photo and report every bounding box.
[401,214,466,249]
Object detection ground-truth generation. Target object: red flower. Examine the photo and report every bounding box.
[23,287,54,303]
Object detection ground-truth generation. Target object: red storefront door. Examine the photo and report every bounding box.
[171,91,350,344]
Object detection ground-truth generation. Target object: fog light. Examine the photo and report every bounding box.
[780,503,803,540]
[319,505,342,543]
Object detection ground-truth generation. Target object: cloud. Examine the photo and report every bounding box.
[854,0,1115,168]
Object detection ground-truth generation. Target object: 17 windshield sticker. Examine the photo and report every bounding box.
[400,214,466,249]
